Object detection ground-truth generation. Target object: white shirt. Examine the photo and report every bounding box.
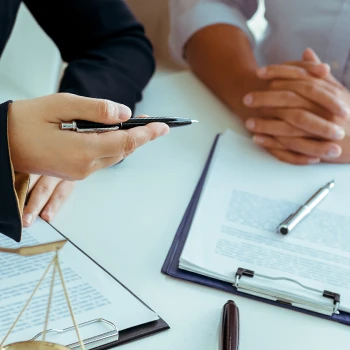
[169,0,350,87]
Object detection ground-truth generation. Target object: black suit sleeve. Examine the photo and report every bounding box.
[0,101,22,242]
[24,0,156,112]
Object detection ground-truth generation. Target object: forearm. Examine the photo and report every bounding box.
[185,24,266,121]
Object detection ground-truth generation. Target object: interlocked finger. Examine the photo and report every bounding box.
[276,136,342,159]
[266,148,321,165]
[256,109,345,140]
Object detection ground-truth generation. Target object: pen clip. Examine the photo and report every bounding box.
[60,122,120,133]
[75,126,120,133]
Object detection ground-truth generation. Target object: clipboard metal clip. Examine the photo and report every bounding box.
[234,267,341,316]
[30,318,119,349]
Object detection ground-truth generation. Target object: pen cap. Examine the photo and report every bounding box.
[221,300,239,350]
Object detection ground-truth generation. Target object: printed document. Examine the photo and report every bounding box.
[180,130,350,311]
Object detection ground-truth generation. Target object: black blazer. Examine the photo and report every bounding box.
[0,0,155,242]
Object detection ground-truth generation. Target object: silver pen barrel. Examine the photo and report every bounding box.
[277,180,335,235]
[304,180,334,210]
[278,206,311,235]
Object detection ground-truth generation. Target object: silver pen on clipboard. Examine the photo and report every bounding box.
[277,180,335,235]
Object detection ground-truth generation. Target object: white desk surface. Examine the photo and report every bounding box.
[53,71,350,350]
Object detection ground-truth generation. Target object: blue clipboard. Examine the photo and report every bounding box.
[161,134,350,326]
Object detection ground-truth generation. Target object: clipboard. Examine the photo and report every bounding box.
[29,316,168,350]
[0,222,169,350]
[47,223,170,349]
[161,134,350,326]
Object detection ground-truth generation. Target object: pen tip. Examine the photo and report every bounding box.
[328,179,335,188]
[191,120,199,123]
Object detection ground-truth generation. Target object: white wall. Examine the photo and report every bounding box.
[0,4,62,101]
[0,1,268,102]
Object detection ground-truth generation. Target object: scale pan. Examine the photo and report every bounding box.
[1,341,71,350]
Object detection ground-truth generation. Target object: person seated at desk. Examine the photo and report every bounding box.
[0,0,169,242]
[169,0,350,165]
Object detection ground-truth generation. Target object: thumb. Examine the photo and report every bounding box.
[51,93,132,124]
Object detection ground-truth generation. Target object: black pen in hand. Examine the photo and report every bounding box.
[60,117,198,133]
[221,300,240,350]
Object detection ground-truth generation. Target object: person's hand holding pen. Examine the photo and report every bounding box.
[8,93,169,181]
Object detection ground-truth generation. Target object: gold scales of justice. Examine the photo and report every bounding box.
[0,240,118,350]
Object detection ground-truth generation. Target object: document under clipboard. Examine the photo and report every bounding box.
[161,134,350,326]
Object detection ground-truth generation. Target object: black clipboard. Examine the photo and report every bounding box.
[162,134,350,326]
[30,222,170,349]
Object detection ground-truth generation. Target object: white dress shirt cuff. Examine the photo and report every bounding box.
[169,1,255,66]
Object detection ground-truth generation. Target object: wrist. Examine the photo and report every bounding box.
[7,101,21,172]
[225,70,268,122]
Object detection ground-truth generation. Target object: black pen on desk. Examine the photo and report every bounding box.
[221,300,240,350]
[60,117,198,133]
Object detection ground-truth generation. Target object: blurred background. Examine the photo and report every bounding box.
[0,0,267,99]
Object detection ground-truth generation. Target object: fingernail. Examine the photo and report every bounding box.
[160,125,170,136]
[327,145,342,158]
[118,104,132,121]
[243,94,253,106]
[23,213,33,226]
[253,135,265,144]
[323,63,330,73]
[245,119,255,130]
[308,158,321,164]
[257,67,267,77]
[333,126,345,140]
[42,210,52,221]
[339,103,350,119]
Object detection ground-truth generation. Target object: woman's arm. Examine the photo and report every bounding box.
[185,24,266,121]
[169,0,265,121]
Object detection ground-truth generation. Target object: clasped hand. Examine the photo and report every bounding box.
[242,49,350,165]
